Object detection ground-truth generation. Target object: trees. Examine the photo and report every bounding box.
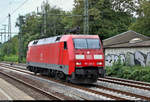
[72,0,138,39]
[129,0,150,36]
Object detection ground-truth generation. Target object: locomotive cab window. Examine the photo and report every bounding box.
[73,38,101,49]
[64,41,67,49]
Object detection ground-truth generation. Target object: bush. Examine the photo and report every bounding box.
[3,55,18,62]
[106,60,150,83]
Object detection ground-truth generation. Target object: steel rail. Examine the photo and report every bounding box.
[1,62,150,100]
[44,78,126,100]
[94,85,150,100]
[98,78,150,91]
[0,64,126,100]
[0,64,86,100]
[105,76,150,87]
[1,63,149,100]
[0,70,63,100]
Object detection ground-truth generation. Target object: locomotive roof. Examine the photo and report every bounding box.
[28,35,62,46]
[28,34,99,46]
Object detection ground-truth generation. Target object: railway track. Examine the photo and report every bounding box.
[0,63,150,100]
[9,62,150,90]
[0,63,147,100]
[2,62,26,67]
[3,62,150,88]
[93,84,150,100]
[105,76,150,88]
[98,78,150,91]
[0,63,127,100]
[1,62,27,70]
[0,70,63,100]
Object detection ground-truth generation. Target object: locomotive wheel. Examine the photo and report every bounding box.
[56,71,65,80]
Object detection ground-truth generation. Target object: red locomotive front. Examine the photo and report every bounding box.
[26,35,105,84]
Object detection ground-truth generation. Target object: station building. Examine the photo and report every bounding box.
[103,30,150,67]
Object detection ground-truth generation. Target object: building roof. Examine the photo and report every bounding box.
[103,30,150,48]
[105,40,150,48]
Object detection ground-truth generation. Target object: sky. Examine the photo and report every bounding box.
[0,0,74,43]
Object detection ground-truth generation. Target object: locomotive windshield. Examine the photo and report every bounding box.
[73,38,101,49]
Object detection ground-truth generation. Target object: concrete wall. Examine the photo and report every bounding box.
[105,47,150,67]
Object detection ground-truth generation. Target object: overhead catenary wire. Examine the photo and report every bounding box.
[11,0,29,16]
[0,0,29,24]
[0,0,29,43]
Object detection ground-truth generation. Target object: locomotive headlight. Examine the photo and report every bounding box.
[94,55,103,59]
[97,62,102,65]
[76,62,82,65]
[75,55,85,59]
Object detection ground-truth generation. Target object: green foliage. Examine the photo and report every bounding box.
[106,65,150,82]
[129,0,150,36]
[0,36,18,59]
[22,58,26,63]
[3,55,18,62]
[73,0,138,38]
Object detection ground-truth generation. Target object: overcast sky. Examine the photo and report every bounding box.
[0,0,74,42]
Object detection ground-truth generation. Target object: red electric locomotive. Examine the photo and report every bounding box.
[26,35,105,84]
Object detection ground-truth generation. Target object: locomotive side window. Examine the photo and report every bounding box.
[73,38,101,49]
[64,41,67,49]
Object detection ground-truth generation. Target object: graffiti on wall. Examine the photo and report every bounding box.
[146,52,150,66]
[105,54,126,66]
[105,51,150,67]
